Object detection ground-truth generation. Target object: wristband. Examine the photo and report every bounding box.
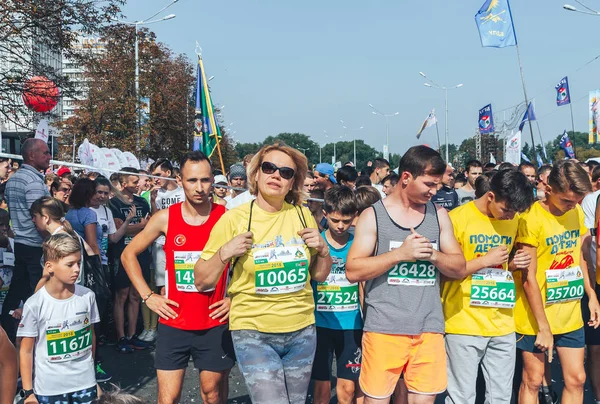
[142,291,154,304]
[218,248,228,265]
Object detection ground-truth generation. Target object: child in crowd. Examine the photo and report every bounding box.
[18,233,100,403]
[311,185,363,404]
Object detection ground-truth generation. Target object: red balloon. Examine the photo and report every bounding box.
[22,76,59,113]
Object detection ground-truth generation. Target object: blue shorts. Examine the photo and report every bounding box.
[37,386,97,404]
[516,327,585,353]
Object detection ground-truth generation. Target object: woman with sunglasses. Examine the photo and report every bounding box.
[195,143,332,404]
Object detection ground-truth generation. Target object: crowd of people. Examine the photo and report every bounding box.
[1,137,600,404]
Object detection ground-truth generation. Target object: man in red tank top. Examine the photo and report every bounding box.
[121,151,234,404]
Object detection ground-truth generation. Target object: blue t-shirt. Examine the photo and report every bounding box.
[65,207,103,257]
[312,232,362,330]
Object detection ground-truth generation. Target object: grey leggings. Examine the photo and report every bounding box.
[231,325,316,404]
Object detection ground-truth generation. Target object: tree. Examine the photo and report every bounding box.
[59,25,197,161]
[0,0,123,129]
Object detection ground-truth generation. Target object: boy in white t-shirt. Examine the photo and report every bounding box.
[18,233,100,404]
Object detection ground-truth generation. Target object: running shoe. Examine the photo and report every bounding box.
[116,337,134,353]
[137,329,150,341]
[129,335,152,350]
[95,362,113,382]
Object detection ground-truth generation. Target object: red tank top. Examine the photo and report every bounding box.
[161,202,228,330]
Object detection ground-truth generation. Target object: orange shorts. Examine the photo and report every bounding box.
[359,331,447,398]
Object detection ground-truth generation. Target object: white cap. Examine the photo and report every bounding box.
[214,175,228,185]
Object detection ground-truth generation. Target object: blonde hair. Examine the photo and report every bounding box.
[548,160,592,196]
[43,233,81,263]
[247,143,308,205]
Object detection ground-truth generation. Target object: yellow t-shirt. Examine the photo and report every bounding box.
[201,200,318,333]
[514,202,587,335]
[443,201,518,336]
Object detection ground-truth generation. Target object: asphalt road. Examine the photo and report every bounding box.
[95,344,597,404]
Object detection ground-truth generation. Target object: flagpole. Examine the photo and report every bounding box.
[515,44,537,161]
[198,56,226,174]
[434,120,442,156]
[569,102,578,158]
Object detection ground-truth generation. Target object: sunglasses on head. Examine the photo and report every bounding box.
[261,161,295,180]
[59,187,71,193]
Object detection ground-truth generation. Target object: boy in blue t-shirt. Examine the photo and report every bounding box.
[311,185,363,404]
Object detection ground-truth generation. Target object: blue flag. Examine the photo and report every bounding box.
[518,102,536,131]
[475,0,518,48]
[478,104,494,134]
[536,153,544,168]
[521,152,531,163]
[559,130,575,159]
[556,77,571,106]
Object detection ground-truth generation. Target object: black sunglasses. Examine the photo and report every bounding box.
[261,161,295,180]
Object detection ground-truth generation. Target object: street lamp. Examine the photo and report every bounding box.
[419,71,463,163]
[368,104,399,161]
[113,0,178,152]
[340,119,363,166]
[563,2,600,14]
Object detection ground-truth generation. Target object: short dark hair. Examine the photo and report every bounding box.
[373,158,390,169]
[475,171,495,198]
[537,164,552,179]
[382,173,399,187]
[309,189,324,201]
[69,178,96,209]
[398,146,446,178]
[323,185,357,216]
[592,166,600,183]
[484,162,496,170]
[355,186,381,214]
[306,171,315,179]
[588,160,600,173]
[454,174,466,184]
[336,166,358,184]
[118,167,139,185]
[549,160,592,195]
[151,158,173,176]
[518,162,535,172]
[498,162,516,171]
[489,169,534,213]
[179,151,210,171]
[355,175,372,187]
[465,160,483,173]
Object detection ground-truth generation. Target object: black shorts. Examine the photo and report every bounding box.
[516,327,585,352]
[154,323,235,371]
[114,256,150,290]
[311,327,362,382]
[582,284,600,345]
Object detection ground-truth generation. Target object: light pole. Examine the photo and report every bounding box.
[340,119,363,166]
[113,1,178,153]
[563,3,600,14]
[419,72,463,163]
[324,130,344,165]
[368,104,399,161]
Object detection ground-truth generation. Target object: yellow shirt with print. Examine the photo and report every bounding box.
[443,201,518,336]
[514,202,587,335]
[201,200,318,333]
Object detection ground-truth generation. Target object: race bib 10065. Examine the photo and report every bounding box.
[254,247,309,294]
[546,267,584,305]
[470,268,516,308]
[387,241,438,286]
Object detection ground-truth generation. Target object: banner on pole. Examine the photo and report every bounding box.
[478,104,494,134]
[505,130,521,165]
[475,0,517,48]
[589,90,600,144]
[556,77,570,106]
[559,130,575,159]
[35,119,49,142]
[417,109,436,139]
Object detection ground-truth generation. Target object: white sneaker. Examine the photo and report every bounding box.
[138,329,150,342]
[146,329,157,342]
